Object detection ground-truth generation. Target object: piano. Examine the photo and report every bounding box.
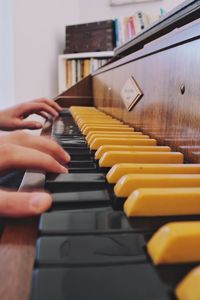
[0,1,200,299]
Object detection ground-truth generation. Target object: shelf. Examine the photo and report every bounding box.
[58,51,114,93]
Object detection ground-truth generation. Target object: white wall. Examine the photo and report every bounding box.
[12,0,184,103]
[0,0,14,108]
[78,0,185,26]
[13,0,79,102]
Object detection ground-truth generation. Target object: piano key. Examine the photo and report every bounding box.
[53,134,82,139]
[114,174,200,198]
[45,173,106,192]
[99,151,183,167]
[59,140,87,147]
[124,187,200,217]
[90,138,157,150]
[86,131,143,141]
[81,123,130,129]
[85,131,145,144]
[175,265,200,300]
[147,221,200,264]
[60,138,86,143]
[69,167,98,173]
[68,160,96,168]
[83,126,133,135]
[88,134,150,145]
[52,190,110,205]
[31,264,171,300]
[35,233,147,266]
[58,137,85,142]
[78,118,116,125]
[69,154,93,161]
[39,207,200,235]
[39,208,139,235]
[62,147,91,155]
[79,121,123,128]
[95,145,171,159]
[107,163,200,184]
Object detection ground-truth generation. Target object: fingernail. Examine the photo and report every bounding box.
[35,122,42,128]
[65,153,71,162]
[30,193,50,212]
[60,166,68,173]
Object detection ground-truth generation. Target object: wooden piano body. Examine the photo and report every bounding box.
[0,1,200,299]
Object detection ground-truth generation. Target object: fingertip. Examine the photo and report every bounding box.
[60,166,68,173]
[64,152,71,162]
[30,192,52,214]
[35,122,43,129]
[58,106,63,111]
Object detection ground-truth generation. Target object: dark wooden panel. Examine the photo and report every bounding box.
[55,75,93,107]
[93,24,200,164]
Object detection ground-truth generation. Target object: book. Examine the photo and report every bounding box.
[65,58,110,88]
[114,11,150,47]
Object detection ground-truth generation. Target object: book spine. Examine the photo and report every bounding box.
[114,18,119,47]
[129,16,135,38]
[68,60,72,88]
[71,60,76,86]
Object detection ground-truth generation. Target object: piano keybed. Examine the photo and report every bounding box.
[30,106,200,300]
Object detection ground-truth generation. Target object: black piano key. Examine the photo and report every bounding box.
[40,206,200,236]
[39,208,138,235]
[58,109,70,116]
[59,140,87,147]
[52,190,110,204]
[58,138,85,142]
[69,167,98,173]
[69,154,93,161]
[62,143,88,148]
[31,264,171,300]
[62,147,91,155]
[45,173,106,192]
[36,233,147,266]
[68,161,96,169]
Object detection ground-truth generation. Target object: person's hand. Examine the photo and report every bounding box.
[0,190,52,218]
[0,132,70,218]
[0,144,69,174]
[0,189,52,217]
[0,131,70,164]
[0,143,67,217]
[0,98,62,130]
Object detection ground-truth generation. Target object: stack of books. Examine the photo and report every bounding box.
[65,58,109,87]
[114,11,150,47]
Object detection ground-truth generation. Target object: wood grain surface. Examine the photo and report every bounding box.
[93,22,200,164]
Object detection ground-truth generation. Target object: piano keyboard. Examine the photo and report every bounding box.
[30,106,200,300]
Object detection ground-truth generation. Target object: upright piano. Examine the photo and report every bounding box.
[0,1,200,299]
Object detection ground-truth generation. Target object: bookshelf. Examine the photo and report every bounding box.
[58,51,114,93]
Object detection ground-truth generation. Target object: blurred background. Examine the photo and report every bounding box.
[0,0,184,108]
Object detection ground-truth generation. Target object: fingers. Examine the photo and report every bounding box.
[0,144,68,173]
[24,134,71,163]
[18,102,59,119]
[0,189,52,217]
[33,98,62,113]
[13,119,43,130]
[1,131,70,164]
[36,111,50,119]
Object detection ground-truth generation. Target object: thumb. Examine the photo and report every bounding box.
[14,119,43,130]
[0,190,52,217]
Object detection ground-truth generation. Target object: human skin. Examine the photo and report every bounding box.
[0,98,70,217]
